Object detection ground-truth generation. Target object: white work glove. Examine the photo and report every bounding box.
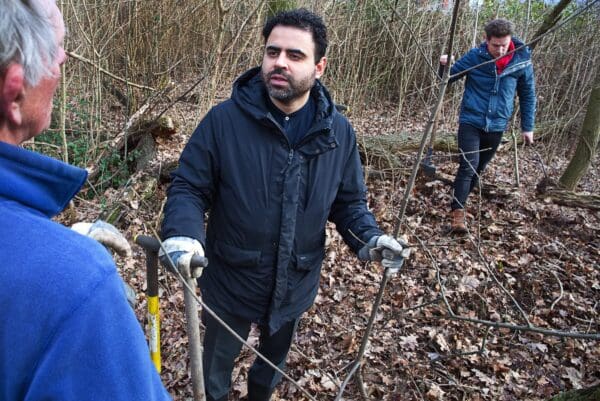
[71,220,135,308]
[439,54,455,65]
[158,236,205,278]
[71,220,132,257]
[358,234,411,273]
[521,131,534,144]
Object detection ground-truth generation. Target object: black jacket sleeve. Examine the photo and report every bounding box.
[161,111,220,245]
[328,124,383,253]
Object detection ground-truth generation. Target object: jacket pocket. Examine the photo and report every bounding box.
[293,248,325,271]
[213,240,262,267]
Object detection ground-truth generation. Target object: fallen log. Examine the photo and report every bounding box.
[536,178,600,211]
[86,103,151,182]
[549,384,600,401]
[358,132,457,176]
[86,105,178,183]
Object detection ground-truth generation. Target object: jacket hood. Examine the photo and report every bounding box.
[231,67,336,130]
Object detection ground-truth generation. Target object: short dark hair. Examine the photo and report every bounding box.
[262,8,328,63]
[484,18,514,39]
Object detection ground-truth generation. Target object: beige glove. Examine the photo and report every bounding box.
[71,220,136,308]
[71,220,132,257]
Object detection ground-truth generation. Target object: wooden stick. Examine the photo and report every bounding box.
[66,50,155,91]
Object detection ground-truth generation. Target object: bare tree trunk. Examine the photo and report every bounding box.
[529,0,573,51]
[559,66,600,190]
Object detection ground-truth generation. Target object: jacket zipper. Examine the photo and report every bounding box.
[266,112,330,152]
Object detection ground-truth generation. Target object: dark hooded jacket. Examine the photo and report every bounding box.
[162,67,382,333]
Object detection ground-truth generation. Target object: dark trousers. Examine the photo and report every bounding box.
[202,309,299,401]
[451,123,503,210]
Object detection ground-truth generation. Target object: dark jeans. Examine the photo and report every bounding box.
[202,309,299,401]
[451,123,503,210]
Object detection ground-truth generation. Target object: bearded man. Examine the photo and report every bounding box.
[160,8,409,401]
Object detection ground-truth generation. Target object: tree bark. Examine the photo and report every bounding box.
[538,186,600,210]
[559,66,600,190]
[529,0,573,51]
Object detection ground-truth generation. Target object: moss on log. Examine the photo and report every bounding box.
[549,385,600,401]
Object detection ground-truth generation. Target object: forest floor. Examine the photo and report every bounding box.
[67,97,599,401]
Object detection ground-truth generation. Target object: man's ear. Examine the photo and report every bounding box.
[0,64,25,126]
[315,56,327,79]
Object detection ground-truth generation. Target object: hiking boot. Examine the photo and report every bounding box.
[450,209,467,233]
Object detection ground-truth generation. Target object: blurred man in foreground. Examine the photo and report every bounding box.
[0,1,171,399]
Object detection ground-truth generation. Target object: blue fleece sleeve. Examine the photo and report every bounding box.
[24,270,171,401]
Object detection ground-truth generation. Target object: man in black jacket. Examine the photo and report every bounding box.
[160,8,409,401]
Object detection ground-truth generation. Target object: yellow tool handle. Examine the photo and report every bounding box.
[148,295,161,373]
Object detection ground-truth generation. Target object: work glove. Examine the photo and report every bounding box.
[71,220,136,308]
[358,234,411,273]
[158,236,205,279]
[71,220,132,257]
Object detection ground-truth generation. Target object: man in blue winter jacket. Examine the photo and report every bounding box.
[0,1,171,400]
[440,18,536,233]
[160,8,410,401]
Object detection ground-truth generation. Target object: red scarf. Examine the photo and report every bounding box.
[495,40,515,75]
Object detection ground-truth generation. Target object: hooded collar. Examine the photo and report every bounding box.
[0,141,87,218]
[231,67,335,132]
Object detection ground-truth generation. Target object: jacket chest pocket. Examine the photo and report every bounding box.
[213,239,262,268]
[292,247,325,272]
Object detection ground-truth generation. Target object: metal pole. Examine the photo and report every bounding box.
[179,262,206,401]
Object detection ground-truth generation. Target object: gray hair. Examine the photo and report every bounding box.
[0,0,58,86]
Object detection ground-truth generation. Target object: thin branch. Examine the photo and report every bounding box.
[394,0,461,235]
[383,6,437,79]
[66,51,155,91]
[468,228,532,326]
[448,314,600,340]
[545,262,565,311]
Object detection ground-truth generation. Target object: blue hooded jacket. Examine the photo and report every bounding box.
[450,37,536,132]
[0,141,171,401]
[162,67,382,333]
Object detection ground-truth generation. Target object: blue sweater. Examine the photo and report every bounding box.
[450,38,536,133]
[0,141,171,401]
